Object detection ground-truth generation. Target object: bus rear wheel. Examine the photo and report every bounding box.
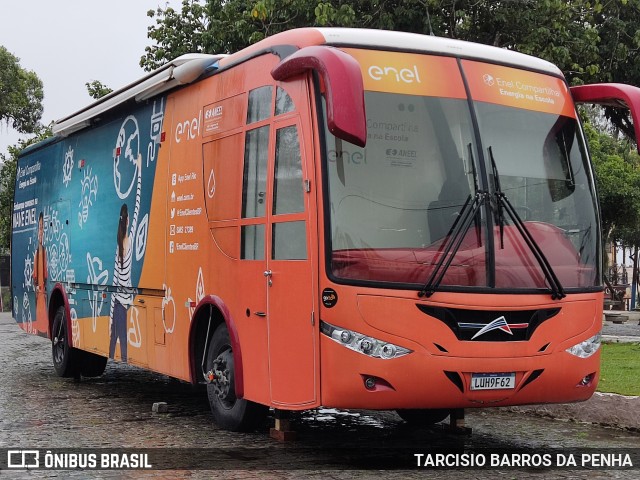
[51,306,80,378]
[396,409,450,425]
[206,324,267,432]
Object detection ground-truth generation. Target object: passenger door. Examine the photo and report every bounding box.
[266,116,316,406]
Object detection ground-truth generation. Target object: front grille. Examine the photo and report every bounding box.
[416,305,560,342]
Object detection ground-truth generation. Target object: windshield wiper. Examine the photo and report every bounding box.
[487,147,566,300]
[488,147,506,249]
[468,143,483,246]
[419,191,487,298]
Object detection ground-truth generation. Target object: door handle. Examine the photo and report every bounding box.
[264,270,272,277]
[254,312,267,317]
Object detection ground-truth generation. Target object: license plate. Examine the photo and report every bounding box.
[470,372,515,391]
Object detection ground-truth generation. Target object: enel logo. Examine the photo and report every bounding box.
[368,65,422,84]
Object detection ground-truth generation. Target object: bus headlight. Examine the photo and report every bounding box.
[566,332,601,359]
[320,321,412,359]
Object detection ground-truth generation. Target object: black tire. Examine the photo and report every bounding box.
[206,324,267,431]
[396,409,450,425]
[79,350,108,377]
[51,306,80,378]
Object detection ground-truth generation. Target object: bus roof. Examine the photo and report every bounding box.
[220,28,563,77]
[53,53,227,137]
[53,28,562,138]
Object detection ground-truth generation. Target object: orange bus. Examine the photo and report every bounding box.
[11,28,640,432]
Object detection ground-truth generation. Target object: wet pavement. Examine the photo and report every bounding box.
[0,312,638,478]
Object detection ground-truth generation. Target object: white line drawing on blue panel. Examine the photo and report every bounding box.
[78,167,98,229]
[135,214,149,261]
[23,254,34,290]
[43,206,61,244]
[22,292,32,333]
[63,146,74,187]
[114,116,140,200]
[70,307,80,345]
[147,98,164,167]
[87,252,109,333]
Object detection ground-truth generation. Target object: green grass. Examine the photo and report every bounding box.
[598,342,640,396]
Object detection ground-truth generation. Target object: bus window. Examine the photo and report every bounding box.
[241,224,265,260]
[272,124,307,260]
[275,87,295,116]
[242,126,270,218]
[323,91,483,286]
[273,221,307,260]
[273,126,304,215]
[241,125,269,260]
[247,86,273,124]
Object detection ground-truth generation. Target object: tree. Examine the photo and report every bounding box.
[0,125,53,252]
[586,120,640,241]
[588,0,640,142]
[85,80,113,100]
[0,46,44,133]
[140,1,640,239]
[140,0,640,142]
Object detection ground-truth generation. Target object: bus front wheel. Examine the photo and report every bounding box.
[206,324,267,431]
[396,409,450,425]
[51,306,80,378]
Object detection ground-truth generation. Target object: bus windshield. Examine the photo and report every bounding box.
[323,51,599,292]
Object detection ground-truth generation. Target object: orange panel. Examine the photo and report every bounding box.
[203,134,244,222]
[343,48,466,98]
[462,60,576,118]
[203,94,246,138]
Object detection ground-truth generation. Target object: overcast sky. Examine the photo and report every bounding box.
[0,0,182,158]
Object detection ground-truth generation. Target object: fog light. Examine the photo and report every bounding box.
[577,372,595,387]
[364,377,376,390]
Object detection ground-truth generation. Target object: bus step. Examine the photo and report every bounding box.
[444,408,472,435]
[270,410,297,442]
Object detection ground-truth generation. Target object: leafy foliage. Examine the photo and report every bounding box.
[584,119,640,245]
[0,125,52,252]
[85,80,113,100]
[140,0,640,141]
[0,46,44,134]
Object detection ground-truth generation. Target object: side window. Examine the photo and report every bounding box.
[275,87,295,116]
[240,83,304,261]
[247,86,273,124]
[241,126,269,260]
[242,126,269,218]
[273,126,303,215]
[273,221,307,260]
[241,224,265,260]
[272,124,307,260]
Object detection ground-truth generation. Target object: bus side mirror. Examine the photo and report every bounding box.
[271,45,367,147]
[571,83,640,154]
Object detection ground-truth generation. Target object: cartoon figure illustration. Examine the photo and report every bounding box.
[33,212,48,335]
[109,153,142,362]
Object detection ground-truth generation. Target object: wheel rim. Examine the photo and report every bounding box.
[53,319,66,366]
[211,346,236,409]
